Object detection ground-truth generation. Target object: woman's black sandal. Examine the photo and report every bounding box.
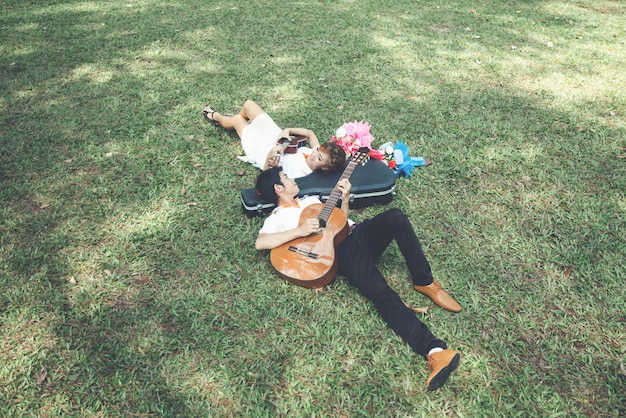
[203,105,220,127]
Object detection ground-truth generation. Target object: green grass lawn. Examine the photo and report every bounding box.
[1,0,624,416]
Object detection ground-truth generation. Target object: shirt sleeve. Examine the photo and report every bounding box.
[259,213,282,235]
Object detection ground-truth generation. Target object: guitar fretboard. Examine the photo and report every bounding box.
[318,152,366,223]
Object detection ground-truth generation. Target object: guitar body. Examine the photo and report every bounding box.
[270,204,350,289]
[283,134,307,154]
[268,148,369,289]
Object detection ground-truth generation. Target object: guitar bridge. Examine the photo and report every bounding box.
[288,246,319,259]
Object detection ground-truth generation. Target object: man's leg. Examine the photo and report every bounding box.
[336,233,446,357]
[338,224,461,390]
[360,208,433,285]
[359,208,461,312]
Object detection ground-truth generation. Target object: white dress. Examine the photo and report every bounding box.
[237,113,312,178]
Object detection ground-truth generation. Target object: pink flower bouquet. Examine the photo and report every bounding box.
[330,121,374,156]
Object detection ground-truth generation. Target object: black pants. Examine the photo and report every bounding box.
[336,208,446,357]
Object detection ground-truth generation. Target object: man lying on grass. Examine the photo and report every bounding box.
[254,166,462,390]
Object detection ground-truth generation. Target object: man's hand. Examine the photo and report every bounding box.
[298,218,320,236]
[337,179,351,201]
[337,179,352,217]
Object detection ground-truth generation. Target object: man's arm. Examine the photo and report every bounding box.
[255,218,321,250]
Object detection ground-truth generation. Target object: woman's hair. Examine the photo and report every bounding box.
[255,166,284,204]
[319,142,346,172]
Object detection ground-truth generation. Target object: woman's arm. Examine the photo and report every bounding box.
[279,128,320,148]
[262,144,284,170]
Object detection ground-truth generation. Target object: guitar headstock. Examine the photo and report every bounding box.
[351,147,370,166]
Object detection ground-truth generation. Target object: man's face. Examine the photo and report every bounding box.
[278,171,299,196]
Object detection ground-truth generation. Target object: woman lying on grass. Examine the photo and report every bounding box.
[204,100,346,179]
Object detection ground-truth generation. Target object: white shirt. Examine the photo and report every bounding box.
[278,147,313,179]
[259,196,321,235]
[259,196,354,236]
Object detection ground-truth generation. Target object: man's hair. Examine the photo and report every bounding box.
[255,166,284,204]
[320,142,347,172]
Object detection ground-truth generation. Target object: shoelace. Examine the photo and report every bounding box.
[428,282,442,293]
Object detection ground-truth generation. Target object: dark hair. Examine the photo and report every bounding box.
[319,142,346,171]
[255,166,284,204]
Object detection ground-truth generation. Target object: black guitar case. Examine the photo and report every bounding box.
[241,158,397,216]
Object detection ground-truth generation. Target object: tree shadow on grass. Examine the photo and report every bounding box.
[1,0,624,415]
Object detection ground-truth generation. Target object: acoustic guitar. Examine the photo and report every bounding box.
[277,134,307,154]
[270,149,370,289]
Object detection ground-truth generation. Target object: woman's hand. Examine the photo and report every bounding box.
[268,154,281,167]
[278,129,291,140]
[282,128,320,148]
[264,144,284,169]
[271,144,284,154]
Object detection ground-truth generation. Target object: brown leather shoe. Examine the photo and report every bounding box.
[414,281,461,312]
[426,350,460,390]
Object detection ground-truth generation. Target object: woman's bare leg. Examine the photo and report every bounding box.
[204,100,266,138]
[238,100,266,121]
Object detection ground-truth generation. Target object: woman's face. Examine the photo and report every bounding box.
[306,146,331,170]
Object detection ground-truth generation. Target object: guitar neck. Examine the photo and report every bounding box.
[318,160,358,223]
